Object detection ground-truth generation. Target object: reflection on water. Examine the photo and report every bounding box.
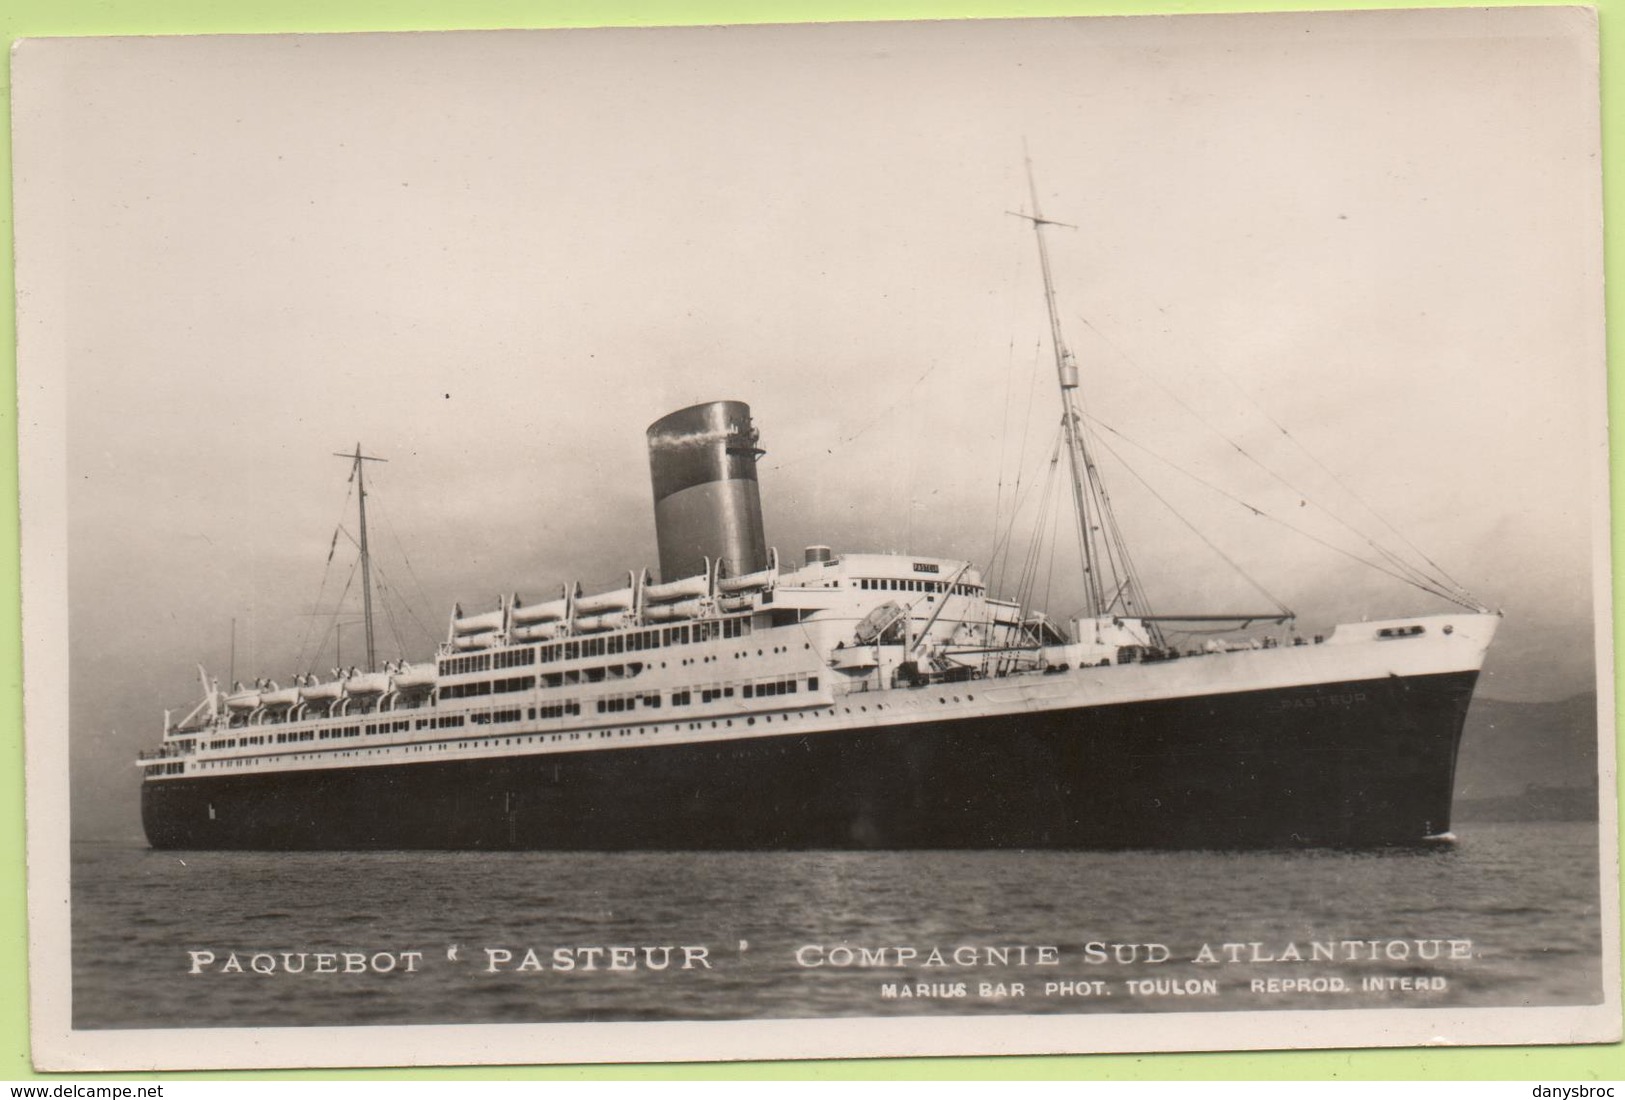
[71,821,1602,1029]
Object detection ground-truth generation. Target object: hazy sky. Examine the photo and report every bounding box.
[13,9,1605,839]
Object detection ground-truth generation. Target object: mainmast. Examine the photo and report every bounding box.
[336,444,387,672]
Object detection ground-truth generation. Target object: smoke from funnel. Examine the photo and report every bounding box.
[646,401,768,583]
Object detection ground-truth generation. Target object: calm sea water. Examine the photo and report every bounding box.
[70,821,1603,1029]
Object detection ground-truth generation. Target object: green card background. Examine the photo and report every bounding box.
[1,0,1618,1082]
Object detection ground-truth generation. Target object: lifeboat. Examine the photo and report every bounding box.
[453,631,500,651]
[512,596,568,625]
[452,608,504,636]
[717,550,778,594]
[224,689,263,712]
[259,685,300,708]
[512,621,566,642]
[854,601,906,645]
[574,611,632,634]
[345,671,391,695]
[575,572,636,615]
[393,664,436,692]
[831,646,880,670]
[644,571,710,603]
[718,595,756,613]
[643,598,705,622]
[718,570,772,594]
[300,679,345,703]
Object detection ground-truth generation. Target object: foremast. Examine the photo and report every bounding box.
[1016,157,1158,641]
[1015,161,1303,646]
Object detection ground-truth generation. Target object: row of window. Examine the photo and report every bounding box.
[208,733,270,749]
[593,677,813,713]
[442,676,537,699]
[157,685,1003,781]
[188,675,828,767]
[493,648,534,670]
[470,708,523,725]
[598,694,662,714]
[210,713,410,750]
[745,678,809,698]
[438,618,757,677]
[858,578,979,595]
[442,652,494,676]
[180,700,855,775]
[539,663,643,689]
[320,720,412,741]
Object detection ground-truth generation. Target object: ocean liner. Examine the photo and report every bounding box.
[139,182,1498,851]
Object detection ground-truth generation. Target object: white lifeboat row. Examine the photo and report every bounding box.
[223,661,435,714]
[444,550,782,652]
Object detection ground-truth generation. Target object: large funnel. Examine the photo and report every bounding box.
[647,401,768,583]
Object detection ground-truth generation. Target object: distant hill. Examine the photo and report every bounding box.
[1453,692,1602,821]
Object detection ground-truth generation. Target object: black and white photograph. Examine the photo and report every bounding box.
[15,7,1617,1069]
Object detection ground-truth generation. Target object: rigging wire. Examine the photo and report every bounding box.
[985,401,1061,592]
[1071,311,1478,606]
[291,478,358,673]
[301,553,361,677]
[1078,421,1124,612]
[763,360,943,475]
[1203,356,1481,605]
[1011,428,1064,617]
[1014,437,1058,608]
[1090,432,1292,615]
[1089,416,1478,610]
[993,340,1048,596]
[1079,416,1160,628]
[368,485,442,649]
[986,334,1020,580]
[366,553,438,655]
[1041,458,1064,622]
[371,565,410,663]
[986,233,1034,582]
[305,527,428,677]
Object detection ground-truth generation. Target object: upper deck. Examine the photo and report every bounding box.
[159,549,1015,743]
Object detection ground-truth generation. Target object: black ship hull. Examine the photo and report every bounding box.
[142,669,1479,851]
